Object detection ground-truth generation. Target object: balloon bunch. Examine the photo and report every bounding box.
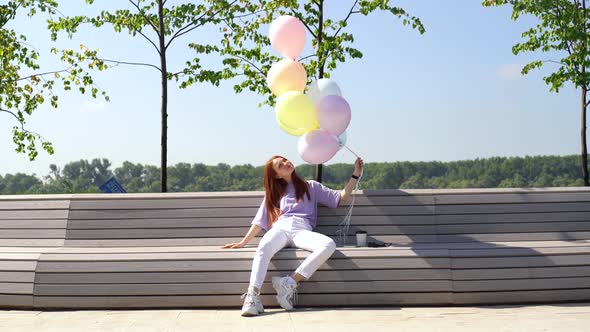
[267,15,352,164]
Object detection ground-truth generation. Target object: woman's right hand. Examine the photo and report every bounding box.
[221,242,245,249]
[353,157,364,177]
[222,225,261,249]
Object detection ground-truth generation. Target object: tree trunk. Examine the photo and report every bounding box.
[315,0,324,183]
[158,0,168,192]
[582,83,589,186]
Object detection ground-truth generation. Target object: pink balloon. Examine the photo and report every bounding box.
[297,129,340,164]
[317,95,351,136]
[269,15,306,59]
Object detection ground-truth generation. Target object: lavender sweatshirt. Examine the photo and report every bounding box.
[251,180,341,231]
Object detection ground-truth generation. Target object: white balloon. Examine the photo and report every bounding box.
[337,131,347,148]
[307,78,342,105]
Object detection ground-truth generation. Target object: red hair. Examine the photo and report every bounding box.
[264,155,310,227]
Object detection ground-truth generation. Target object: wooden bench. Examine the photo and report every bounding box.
[1,187,590,309]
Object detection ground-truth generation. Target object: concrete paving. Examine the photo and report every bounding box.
[1,303,590,332]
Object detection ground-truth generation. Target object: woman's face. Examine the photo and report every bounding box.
[272,157,294,178]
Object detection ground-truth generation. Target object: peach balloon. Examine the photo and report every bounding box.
[266,58,307,96]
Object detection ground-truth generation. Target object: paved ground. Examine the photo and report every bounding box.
[1,303,590,332]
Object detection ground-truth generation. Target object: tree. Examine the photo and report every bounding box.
[48,0,247,192]
[483,0,590,186]
[218,0,425,182]
[0,173,42,194]
[42,158,112,193]
[1,0,108,160]
[0,154,584,193]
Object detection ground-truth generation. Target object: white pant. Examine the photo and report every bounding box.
[249,216,336,289]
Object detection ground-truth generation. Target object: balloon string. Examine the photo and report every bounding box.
[335,146,363,246]
[344,145,360,158]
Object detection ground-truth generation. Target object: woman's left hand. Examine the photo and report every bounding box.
[353,157,364,177]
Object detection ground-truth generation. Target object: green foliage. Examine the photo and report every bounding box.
[47,0,246,89]
[483,0,590,186]
[483,0,590,92]
[216,0,425,107]
[46,0,257,192]
[0,155,583,194]
[1,1,108,160]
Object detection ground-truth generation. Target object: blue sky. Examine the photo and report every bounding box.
[1,1,582,177]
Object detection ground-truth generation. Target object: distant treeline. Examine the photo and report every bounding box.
[0,155,584,195]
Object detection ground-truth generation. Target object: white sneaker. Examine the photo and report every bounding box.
[240,290,264,317]
[272,276,298,310]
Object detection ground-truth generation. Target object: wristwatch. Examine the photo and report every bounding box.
[351,174,359,180]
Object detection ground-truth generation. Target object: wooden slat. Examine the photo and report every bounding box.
[67,205,434,220]
[0,294,33,308]
[60,234,590,246]
[435,212,590,224]
[0,210,68,220]
[0,219,68,229]
[431,187,590,195]
[37,245,367,254]
[0,253,41,260]
[38,248,449,261]
[0,247,57,253]
[34,280,452,296]
[0,261,37,271]
[67,215,437,229]
[407,240,590,250]
[46,246,445,254]
[452,254,590,269]
[42,240,590,253]
[35,269,451,284]
[64,225,437,239]
[436,222,590,234]
[63,222,590,238]
[70,197,263,210]
[0,200,70,210]
[450,247,590,257]
[68,208,259,220]
[453,277,590,292]
[436,232,590,243]
[0,239,65,247]
[64,234,438,247]
[33,292,453,309]
[453,266,590,280]
[64,238,255,247]
[68,217,254,229]
[434,192,590,204]
[0,282,33,294]
[1,229,67,239]
[435,202,590,215]
[320,205,434,216]
[36,245,590,262]
[452,289,590,305]
[0,271,35,283]
[0,239,64,247]
[69,195,435,210]
[36,257,450,273]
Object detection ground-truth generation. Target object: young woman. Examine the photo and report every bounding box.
[222,155,364,316]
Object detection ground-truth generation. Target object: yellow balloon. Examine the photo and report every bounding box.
[275,91,319,136]
[267,58,307,96]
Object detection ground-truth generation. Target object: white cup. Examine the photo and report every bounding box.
[356,231,367,247]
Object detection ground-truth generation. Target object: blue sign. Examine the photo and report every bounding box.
[99,177,127,193]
